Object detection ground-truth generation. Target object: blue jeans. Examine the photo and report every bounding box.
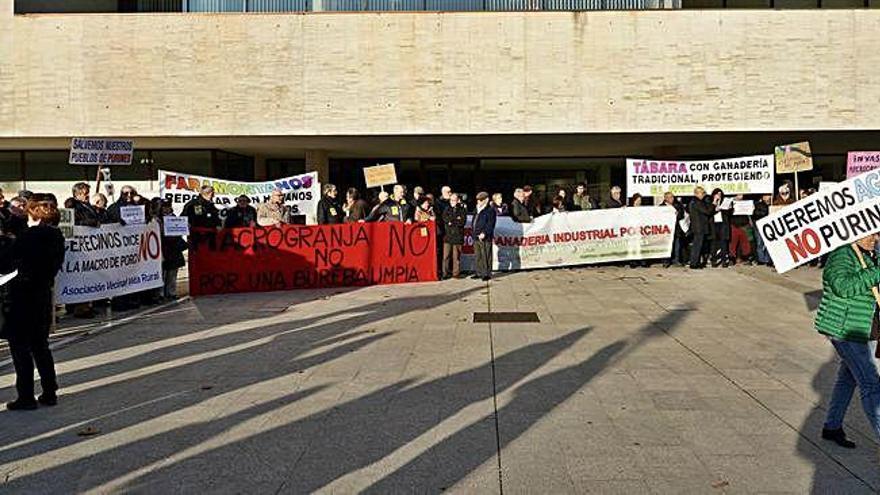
[755,231,770,264]
[824,338,880,440]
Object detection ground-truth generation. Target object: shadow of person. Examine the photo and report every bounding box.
[798,357,880,494]
[0,328,592,493]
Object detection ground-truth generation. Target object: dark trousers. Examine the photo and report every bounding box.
[10,335,57,401]
[443,243,462,278]
[690,233,706,268]
[475,238,493,278]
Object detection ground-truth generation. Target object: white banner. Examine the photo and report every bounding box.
[757,169,880,273]
[626,155,774,198]
[463,207,677,271]
[69,138,134,165]
[159,170,320,221]
[55,222,164,304]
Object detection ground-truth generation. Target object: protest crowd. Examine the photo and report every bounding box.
[0,168,868,443]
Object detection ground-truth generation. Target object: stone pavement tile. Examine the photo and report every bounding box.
[629,369,696,392]
[648,391,712,412]
[576,479,651,494]
[646,476,733,495]
[697,452,860,493]
[723,368,790,392]
[565,453,645,482]
[610,411,685,447]
[629,445,713,479]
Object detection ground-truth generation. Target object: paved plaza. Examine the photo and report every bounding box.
[0,265,878,494]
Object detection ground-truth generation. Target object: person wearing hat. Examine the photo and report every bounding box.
[224,195,257,229]
[471,191,497,281]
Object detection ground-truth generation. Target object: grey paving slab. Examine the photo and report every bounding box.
[0,265,878,493]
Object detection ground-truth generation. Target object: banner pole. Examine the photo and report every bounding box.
[793,171,799,202]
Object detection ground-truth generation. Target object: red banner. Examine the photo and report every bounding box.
[188,221,437,296]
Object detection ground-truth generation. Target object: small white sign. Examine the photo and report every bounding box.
[59,207,75,238]
[69,138,134,165]
[120,205,146,225]
[163,216,189,237]
[719,197,735,210]
[733,200,755,216]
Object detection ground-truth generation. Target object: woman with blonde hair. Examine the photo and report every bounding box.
[2,196,65,410]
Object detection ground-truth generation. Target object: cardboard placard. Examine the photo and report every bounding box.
[59,207,75,238]
[775,142,813,174]
[847,151,880,178]
[733,200,754,216]
[363,163,398,189]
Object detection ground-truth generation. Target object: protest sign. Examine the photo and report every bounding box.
[626,155,774,197]
[59,208,74,238]
[69,138,134,165]
[364,163,397,189]
[188,221,437,296]
[818,182,837,193]
[120,205,146,225]
[56,222,163,304]
[756,169,880,273]
[163,216,189,237]
[159,170,319,220]
[847,152,880,178]
[462,207,676,271]
[733,200,755,216]
[775,142,813,174]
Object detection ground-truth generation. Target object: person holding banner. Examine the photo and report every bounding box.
[183,186,221,229]
[472,192,497,281]
[317,184,345,225]
[159,200,187,301]
[224,195,257,228]
[257,188,291,227]
[344,188,369,223]
[662,192,686,268]
[814,234,880,446]
[3,197,64,410]
[710,188,733,268]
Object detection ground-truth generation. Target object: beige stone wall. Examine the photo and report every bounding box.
[1,10,878,138]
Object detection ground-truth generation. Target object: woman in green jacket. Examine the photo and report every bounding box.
[815,234,880,447]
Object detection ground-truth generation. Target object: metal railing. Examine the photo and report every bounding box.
[183,0,665,10]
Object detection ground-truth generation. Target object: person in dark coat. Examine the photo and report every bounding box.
[365,185,414,223]
[159,200,187,301]
[471,191,497,281]
[509,188,532,223]
[753,194,772,266]
[662,192,686,268]
[603,186,625,209]
[317,184,345,225]
[688,186,716,269]
[522,185,541,218]
[182,185,221,229]
[104,185,138,224]
[224,195,257,228]
[710,188,732,268]
[344,188,369,223]
[3,197,65,410]
[67,182,100,228]
[0,196,27,238]
[441,193,467,279]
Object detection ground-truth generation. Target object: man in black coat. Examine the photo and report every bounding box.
[441,193,467,279]
[67,182,100,228]
[472,191,497,281]
[509,188,532,223]
[182,185,221,229]
[366,185,414,223]
[688,186,716,269]
[224,195,257,228]
[604,186,625,209]
[317,184,345,225]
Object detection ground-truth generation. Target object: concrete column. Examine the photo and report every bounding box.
[254,154,267,180]
[0,0,11,17]
[305,149,329,184]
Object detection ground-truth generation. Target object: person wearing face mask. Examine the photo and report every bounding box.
[775,182,795,206]
[815,234,880,447]
[2,197,65,410]
[317,184,345,225]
